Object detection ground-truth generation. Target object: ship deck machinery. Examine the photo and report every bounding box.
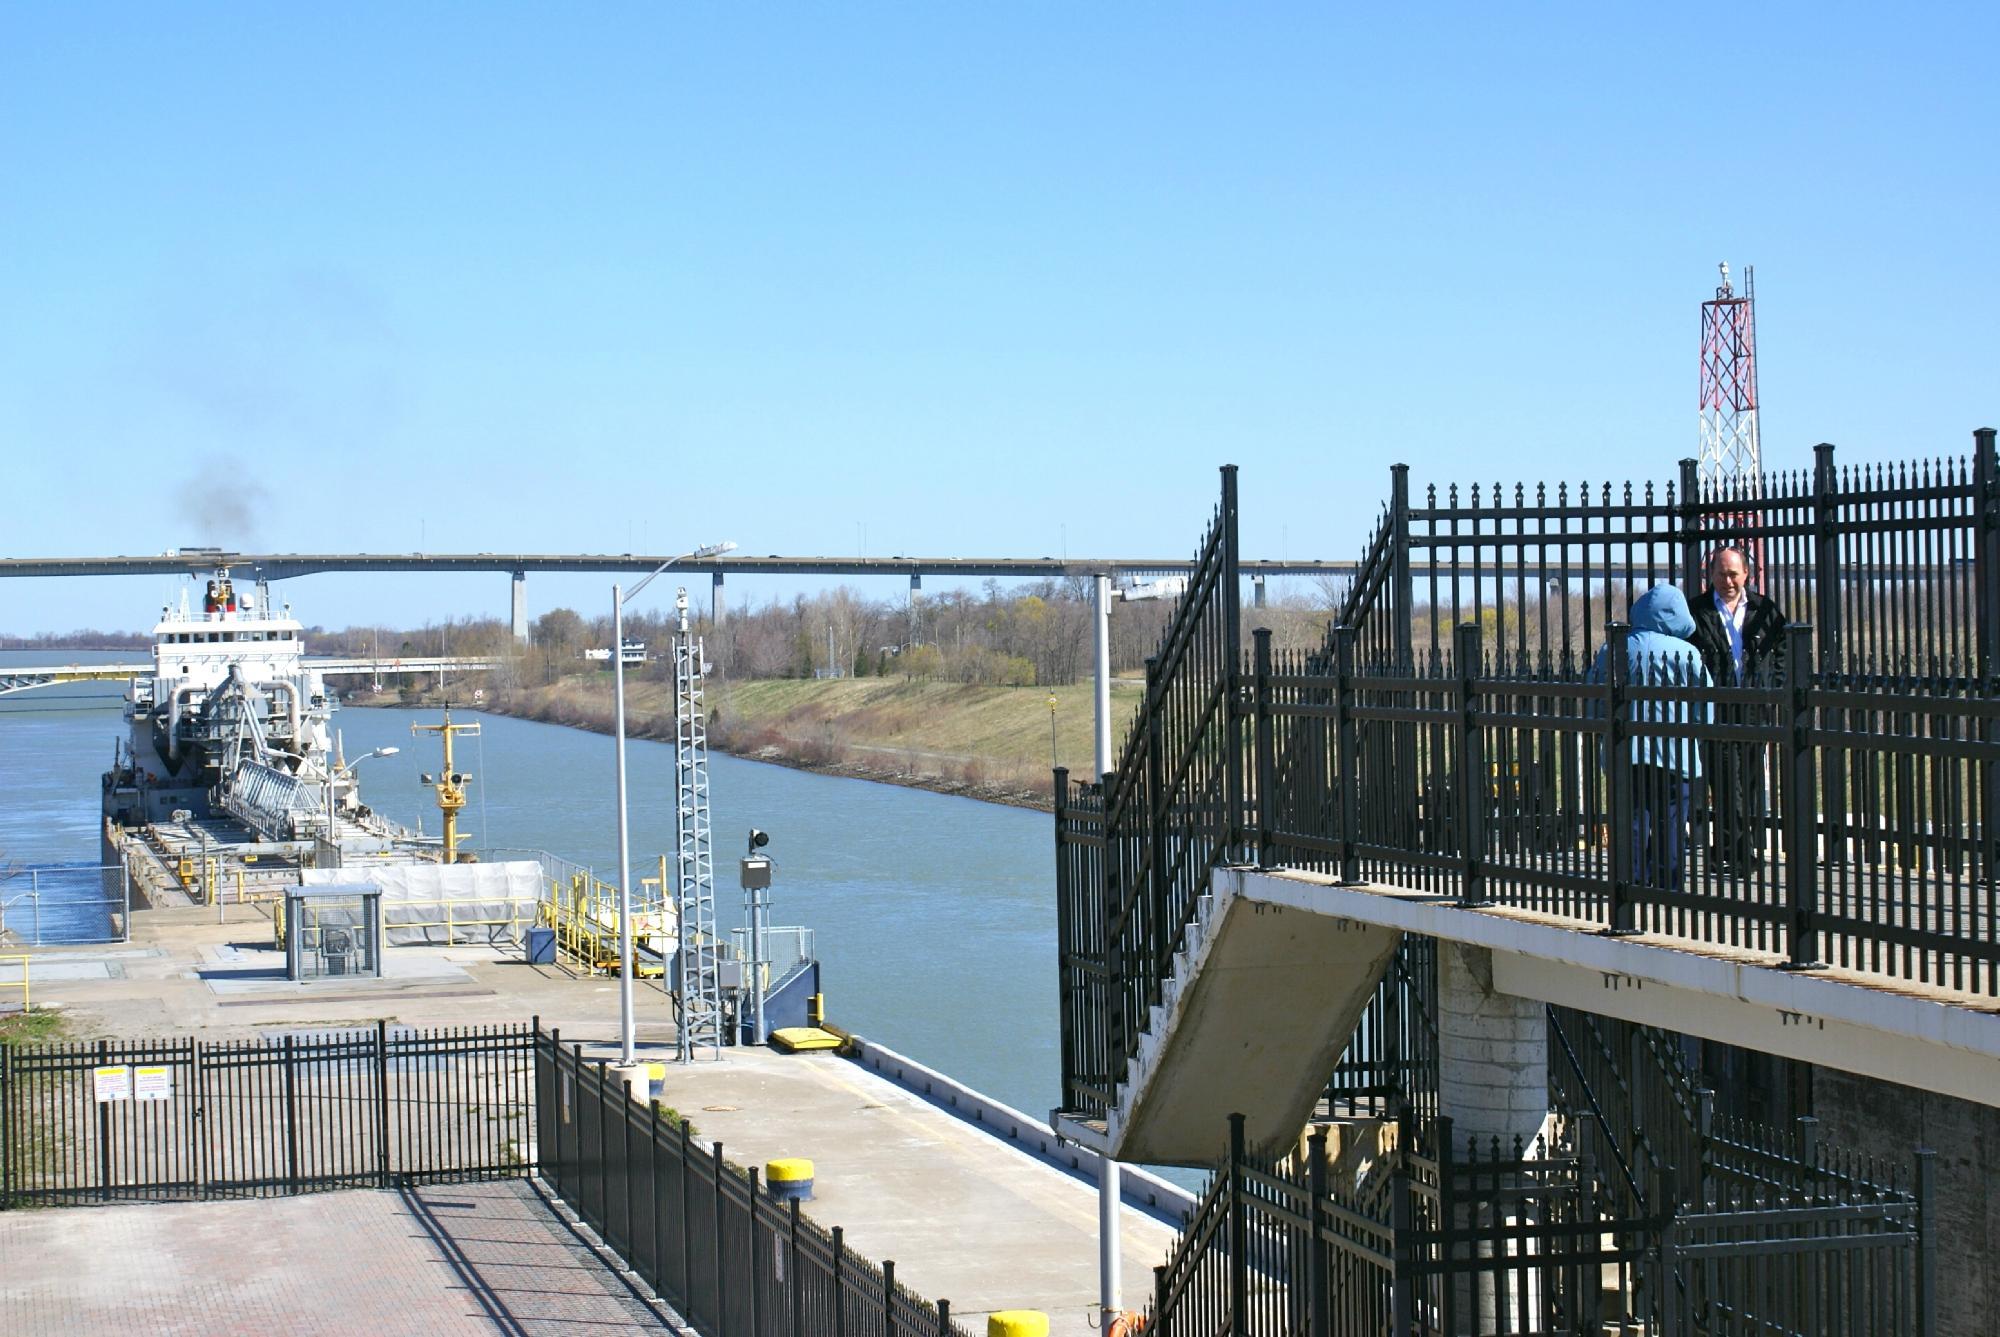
[101,568,423,900]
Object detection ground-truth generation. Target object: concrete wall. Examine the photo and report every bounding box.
[1810,1065,1999,1337]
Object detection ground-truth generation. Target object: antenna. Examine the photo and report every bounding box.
[1698,260,1761,495]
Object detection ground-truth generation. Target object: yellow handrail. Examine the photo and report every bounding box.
[1,953,29,1013]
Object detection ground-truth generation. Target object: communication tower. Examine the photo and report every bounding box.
[1698,262,1761,494]
[672,587,725,1060]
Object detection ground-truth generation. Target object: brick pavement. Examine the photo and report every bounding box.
[0,1179,682,1335]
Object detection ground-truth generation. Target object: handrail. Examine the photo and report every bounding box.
[0,953,27,1013]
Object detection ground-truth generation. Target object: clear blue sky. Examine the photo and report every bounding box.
[3,3,1993,635]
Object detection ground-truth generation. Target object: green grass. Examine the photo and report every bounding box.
[0,1011,67,1048]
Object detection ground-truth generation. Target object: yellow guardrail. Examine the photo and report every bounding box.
[1,953,29,1013]
[539,871,671,977]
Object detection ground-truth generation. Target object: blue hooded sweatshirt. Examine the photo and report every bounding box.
[1586,584,1713,777]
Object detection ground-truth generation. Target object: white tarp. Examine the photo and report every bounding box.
[301,860,541,945]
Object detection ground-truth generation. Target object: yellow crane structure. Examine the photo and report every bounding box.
[411,704,480,864]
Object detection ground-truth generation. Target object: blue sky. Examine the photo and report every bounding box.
[2,3,1993,635]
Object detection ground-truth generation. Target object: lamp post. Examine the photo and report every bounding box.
[323,746,400,870]
[613,541,736,1073]
[1091,571,1184,1335]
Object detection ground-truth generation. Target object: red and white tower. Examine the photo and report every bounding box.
[1698,261,1761,494]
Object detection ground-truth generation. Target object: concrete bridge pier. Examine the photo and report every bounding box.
[1437,942,1549,1329]
[711,571,726,626]
[1437,942,1549,1150]
[1252,573,1266,608]
[510,571,528,643]
[909,573,922,645]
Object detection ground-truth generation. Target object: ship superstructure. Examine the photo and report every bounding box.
[103,568,347,840]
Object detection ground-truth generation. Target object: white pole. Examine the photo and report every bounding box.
[1094,575,1113,778]
[613,584,636,1067]
[1092,571,1121,1333]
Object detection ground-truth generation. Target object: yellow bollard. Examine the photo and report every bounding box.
[987,1314,1049,1337]
[764,1157,815,1202]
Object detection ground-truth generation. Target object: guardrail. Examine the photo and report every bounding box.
[0,955,28,1013]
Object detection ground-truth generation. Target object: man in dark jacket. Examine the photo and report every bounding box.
[1688,546,1789,873]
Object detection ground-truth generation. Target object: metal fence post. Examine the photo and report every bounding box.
[680,1118,694,1308]
[883,1258,898,1337]
[96,1039,112,1201]
[1391,463,1414,669]
[936,1299,951,1337]
[1227,1112,1248,1337]
[1975,427,2000,683]
[1606,623,1636,934]
[789,1195,804,1337]
[832,1224,847,1337]
[652,1101,669,1293]
[1334,625,1360,883]
[1054,766,1075,1104]
[747,1167,761,1337]
[1220,464,1246,865]
[1306,1128,1331,1337]
[1390,1135,1416,1335]
[1812,443,1843,669]
[712,1141,727,1332]
[375,1019,391,1187]
[1252,628,1275,867]
[282,1034,300,1194]
[1783,624,1822,969]
[1678,457,1702,594]
[0,1045,11,1209]
[1455,623,1486,906]
[1914,1147,1937,1337]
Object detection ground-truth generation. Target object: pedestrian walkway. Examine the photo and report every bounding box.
[0,1180,678,1336]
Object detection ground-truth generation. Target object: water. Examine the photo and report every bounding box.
[0,691,1069,1128]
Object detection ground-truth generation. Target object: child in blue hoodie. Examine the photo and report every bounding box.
[1587,585,1714,893]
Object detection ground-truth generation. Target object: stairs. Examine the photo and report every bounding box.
[1064,870,1400,1166]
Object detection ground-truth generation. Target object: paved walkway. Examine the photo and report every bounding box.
[0,1180,679,1336]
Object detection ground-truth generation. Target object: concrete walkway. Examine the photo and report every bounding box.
[0,1180,678,1336]
[626,1044,1182,1337]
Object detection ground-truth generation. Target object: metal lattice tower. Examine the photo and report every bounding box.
[672,587,724,1060]
[1698,261,1761,496]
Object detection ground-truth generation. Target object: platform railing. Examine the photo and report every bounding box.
[1057,436,2000,1127]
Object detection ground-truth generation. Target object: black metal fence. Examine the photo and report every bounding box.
[1256,622,2000,991]
[1,1021,534,1206]
[1144,1110,1933,1336]
[1057,438,2000,1123]
[534,1029,973,1337]
[1055,463,1245,1121]
[1338,430,2000,679]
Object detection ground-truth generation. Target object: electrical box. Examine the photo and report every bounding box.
[740,855,772,891]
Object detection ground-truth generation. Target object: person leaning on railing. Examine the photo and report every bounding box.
[1587,585,1714,893]
[1687,545,1789,875]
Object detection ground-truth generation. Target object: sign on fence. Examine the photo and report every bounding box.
[91,1065,129,1103]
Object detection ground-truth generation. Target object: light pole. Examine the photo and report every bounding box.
[323,746,400,871]
[613,541,736,1074]
[1091,571,1183,1335]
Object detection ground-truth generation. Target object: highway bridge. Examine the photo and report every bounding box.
[0,656,501,697]
[0,549,1360,643]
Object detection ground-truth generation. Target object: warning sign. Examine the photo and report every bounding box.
[134,1065,173,1101]
[92,1065,131,1103]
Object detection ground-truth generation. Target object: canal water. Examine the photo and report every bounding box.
[0,685,1071,1131]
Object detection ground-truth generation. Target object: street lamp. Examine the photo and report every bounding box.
[323,746,400,869]
[613,540,736,1073]
[1089,571,1182,1336]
